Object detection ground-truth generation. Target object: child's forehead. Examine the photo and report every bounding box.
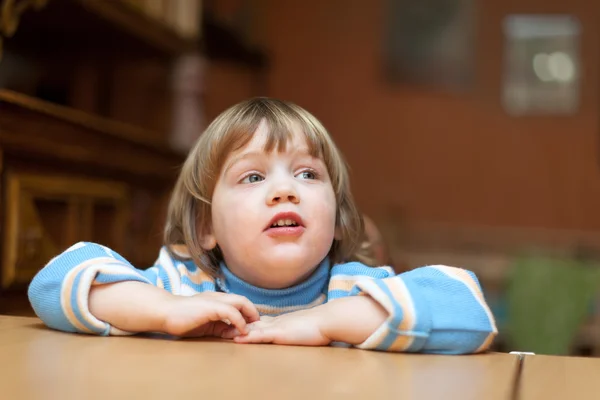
[241,121,308,152]
[216,118,325,174]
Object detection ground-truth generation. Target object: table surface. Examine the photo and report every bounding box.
[519,354,600,400]
[0,315,519,400]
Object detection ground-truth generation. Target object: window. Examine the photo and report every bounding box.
[502,15,581,115]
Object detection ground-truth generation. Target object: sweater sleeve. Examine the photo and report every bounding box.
[349,265,498,354]
[27,242,199,336]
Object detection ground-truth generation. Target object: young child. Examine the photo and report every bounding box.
[28,98,497,354]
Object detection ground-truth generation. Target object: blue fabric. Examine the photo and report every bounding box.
[28,242,497,354]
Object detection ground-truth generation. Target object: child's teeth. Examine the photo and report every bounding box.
[272,219,298,227]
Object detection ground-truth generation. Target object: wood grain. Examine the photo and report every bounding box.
[0,316,518,400]
[519,354,600,400]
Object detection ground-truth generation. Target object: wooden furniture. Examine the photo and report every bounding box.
[0,0,204,314]
[0,89,183,315]
[2,171,128,288]
[519,354,600,399]
[0,316,518,400]
[0,0,199,58]
[7,315,600,399]
[1,0,201,133]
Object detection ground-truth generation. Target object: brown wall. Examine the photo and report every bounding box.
[204,61,263,122]
[261,0,600,233]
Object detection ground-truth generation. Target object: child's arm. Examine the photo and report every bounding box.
[327,265,498,354]
[88,281,257,336]
[233,265,497,354]
[28,242,258,336]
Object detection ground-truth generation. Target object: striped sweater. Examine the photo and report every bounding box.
[28,242,497,354]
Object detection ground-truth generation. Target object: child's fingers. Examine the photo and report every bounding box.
[215,294,260,323]
[184,321,230,338]
[213,304,248,334]
[211,322,236,338]
[219,326,239,339]
[233,324,276,344]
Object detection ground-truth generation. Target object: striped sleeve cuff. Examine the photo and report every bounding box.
[60,261,152,336]
[425,266,498,354]
[350,277,431,352]
[351,266,498,354]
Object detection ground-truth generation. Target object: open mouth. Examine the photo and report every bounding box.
[266,212,304,231]
[270,219,299,228]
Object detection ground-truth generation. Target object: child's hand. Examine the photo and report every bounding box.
[224,296,388,347]
[225,306,332,346]
[161,292,260,337]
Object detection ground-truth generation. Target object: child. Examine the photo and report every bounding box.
[28,98,497,354]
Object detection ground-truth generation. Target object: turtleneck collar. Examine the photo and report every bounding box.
[215,259,330,312]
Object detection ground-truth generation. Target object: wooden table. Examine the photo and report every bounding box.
[519,354,600,400]
[0,316,518,399]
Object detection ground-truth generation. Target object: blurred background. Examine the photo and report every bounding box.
[0,0,599,357]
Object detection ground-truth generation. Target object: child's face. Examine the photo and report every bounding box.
[207,121,337,289]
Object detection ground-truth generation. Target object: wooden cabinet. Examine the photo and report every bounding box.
[0,90,184,317]
[0,90,183,299]
[0,0,202,313]
[2,172,129,288]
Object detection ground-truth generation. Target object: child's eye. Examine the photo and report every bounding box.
[296,170,317,180]
[241,173,264,184]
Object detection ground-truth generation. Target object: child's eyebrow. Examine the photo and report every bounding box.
[223,147,318,175]
[223,151,264,175]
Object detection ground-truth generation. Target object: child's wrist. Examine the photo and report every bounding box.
[155,293,181,333]
[88,281,176,333]
[320,296,389,345]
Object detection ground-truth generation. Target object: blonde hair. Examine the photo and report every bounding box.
[164,97,375,276]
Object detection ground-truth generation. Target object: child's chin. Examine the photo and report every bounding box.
[268,246,311,262]
[258,242,329,271]
[265,253,308,269]
[256,260,319,289]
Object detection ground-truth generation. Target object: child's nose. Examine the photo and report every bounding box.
[271,193,299,204]
[267,183,299,205]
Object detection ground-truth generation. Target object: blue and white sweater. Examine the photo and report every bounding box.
[28,242,497,354]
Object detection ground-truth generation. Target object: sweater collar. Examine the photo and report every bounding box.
[215,259,330,310]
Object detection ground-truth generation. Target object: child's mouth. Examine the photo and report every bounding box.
[270,219,299,228]
[265,212,305,232]
[265,218,305,237]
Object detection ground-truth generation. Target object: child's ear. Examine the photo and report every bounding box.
[196,218,217,250]
[199,232,217,250]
